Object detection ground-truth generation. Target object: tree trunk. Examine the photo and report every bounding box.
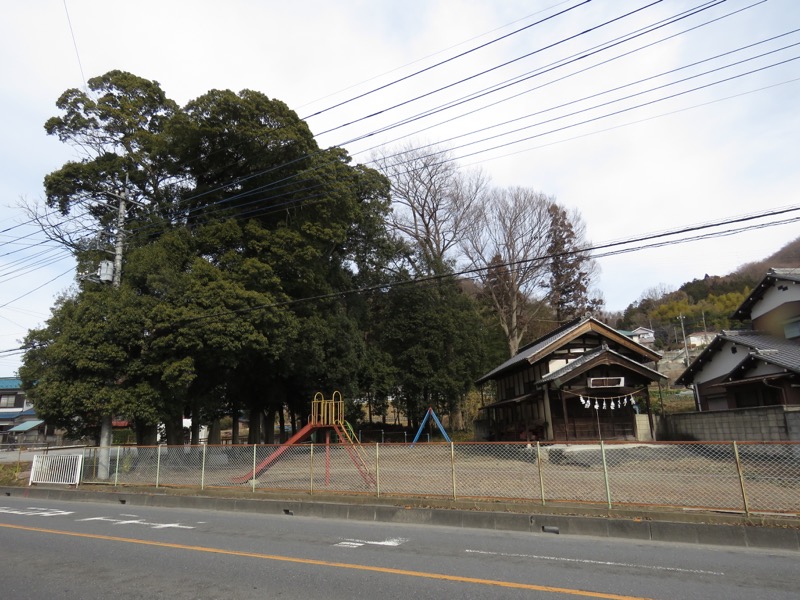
[135,419,158,446]
[247,406,261,444]
[278,408,286,443]
[207,419,221,445]
[451,402,464,431]
[231,405,239,445]
[265,407,276,444]
[97,414,113,480]
[164,417,183,446]
[190,411,201,445]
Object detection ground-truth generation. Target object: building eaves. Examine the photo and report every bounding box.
[732,267,800,321]
[475,316,585,384]
[475,316,661,385]
[539,345,666,386]
[676,330,800,385]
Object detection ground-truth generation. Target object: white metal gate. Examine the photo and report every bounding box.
[29,453,83,486]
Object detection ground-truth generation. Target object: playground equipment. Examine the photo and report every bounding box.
[231,391,375,486]
[410,407,451,446]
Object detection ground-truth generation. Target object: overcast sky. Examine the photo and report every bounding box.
[1,0,799,373]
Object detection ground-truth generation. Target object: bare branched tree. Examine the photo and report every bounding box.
[463,186,553,357]
[19,197,108,253]
[373,143,488,275]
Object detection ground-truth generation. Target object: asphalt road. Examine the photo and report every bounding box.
[0,496,797,600]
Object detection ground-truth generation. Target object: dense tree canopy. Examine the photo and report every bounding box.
[22,71,600,446]
[22,71,399,444]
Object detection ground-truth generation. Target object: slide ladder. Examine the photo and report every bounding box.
[334,419,376,486]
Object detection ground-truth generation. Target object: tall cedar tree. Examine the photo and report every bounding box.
[546,203,603,323]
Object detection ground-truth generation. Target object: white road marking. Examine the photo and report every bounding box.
[335,537,408,548]
[77,516,194,529]
[0,506,74,517]
[465,549,724,576]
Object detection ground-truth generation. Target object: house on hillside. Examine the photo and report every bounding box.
[474,316,666,442]
[687,331,716,348]
[619,326,656,346]
[676,268,800,410]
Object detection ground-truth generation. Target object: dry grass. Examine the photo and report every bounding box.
[0,462,29,486]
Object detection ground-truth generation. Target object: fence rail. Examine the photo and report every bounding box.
[68,441,800,516]
[30,454,83,485]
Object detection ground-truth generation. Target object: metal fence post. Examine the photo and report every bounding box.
[155,445,161,488]
[251,444,257,493]
[450,442,457,500]
[200,443,207,490]
[310,443,314,496]
[600,441,612,509]
[114,446,121,487]
[536,441,546,506]
[376,443,381,498]
[732,441,750,516]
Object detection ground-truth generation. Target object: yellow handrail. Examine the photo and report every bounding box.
[311,391,344,426]
[335,418,372,475]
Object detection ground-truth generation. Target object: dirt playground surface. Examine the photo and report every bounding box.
[73,443,800,517]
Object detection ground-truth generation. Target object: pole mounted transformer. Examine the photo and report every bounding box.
[97,260,115,283]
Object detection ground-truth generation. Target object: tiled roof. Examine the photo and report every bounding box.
[539,345,665,384]
[475,316,660,384]
[0,377,22,390]
[722,331,800,373]
[475,317,590,384]
[732,267,800,321]
[677,330,800,384]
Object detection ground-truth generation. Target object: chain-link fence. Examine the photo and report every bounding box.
[77,441,800,516]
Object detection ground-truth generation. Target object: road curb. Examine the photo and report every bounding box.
[2,485,798,552]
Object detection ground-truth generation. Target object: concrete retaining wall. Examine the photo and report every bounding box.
[664,406,800,441]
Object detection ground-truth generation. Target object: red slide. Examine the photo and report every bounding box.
[231,422,316,484]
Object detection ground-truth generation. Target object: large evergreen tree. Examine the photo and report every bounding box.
[22,71,397,448]
[545,203,603,323]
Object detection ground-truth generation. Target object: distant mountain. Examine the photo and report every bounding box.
[733,236,800,280]
[616,236,800,344]
[678,237,800,302]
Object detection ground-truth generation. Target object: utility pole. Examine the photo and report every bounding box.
[678,314,690,366]
[112,179,127,287]
[97,176,128,480]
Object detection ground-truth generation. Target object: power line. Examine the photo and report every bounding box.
[349,1,770,153]
[170,206,800,325]
[31,1,740,244]
[314,0,668,137]
[0,265,75,310]
[14,1,791,309]
[120,1,751,232]
[301,0,594,120]
[297,0,577,111]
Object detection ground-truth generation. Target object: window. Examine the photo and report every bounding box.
[784,318,800,340]
[588,377,625,388]
[0,394,15,408]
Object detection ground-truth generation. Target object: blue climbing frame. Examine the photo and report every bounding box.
[410,407,451,445]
